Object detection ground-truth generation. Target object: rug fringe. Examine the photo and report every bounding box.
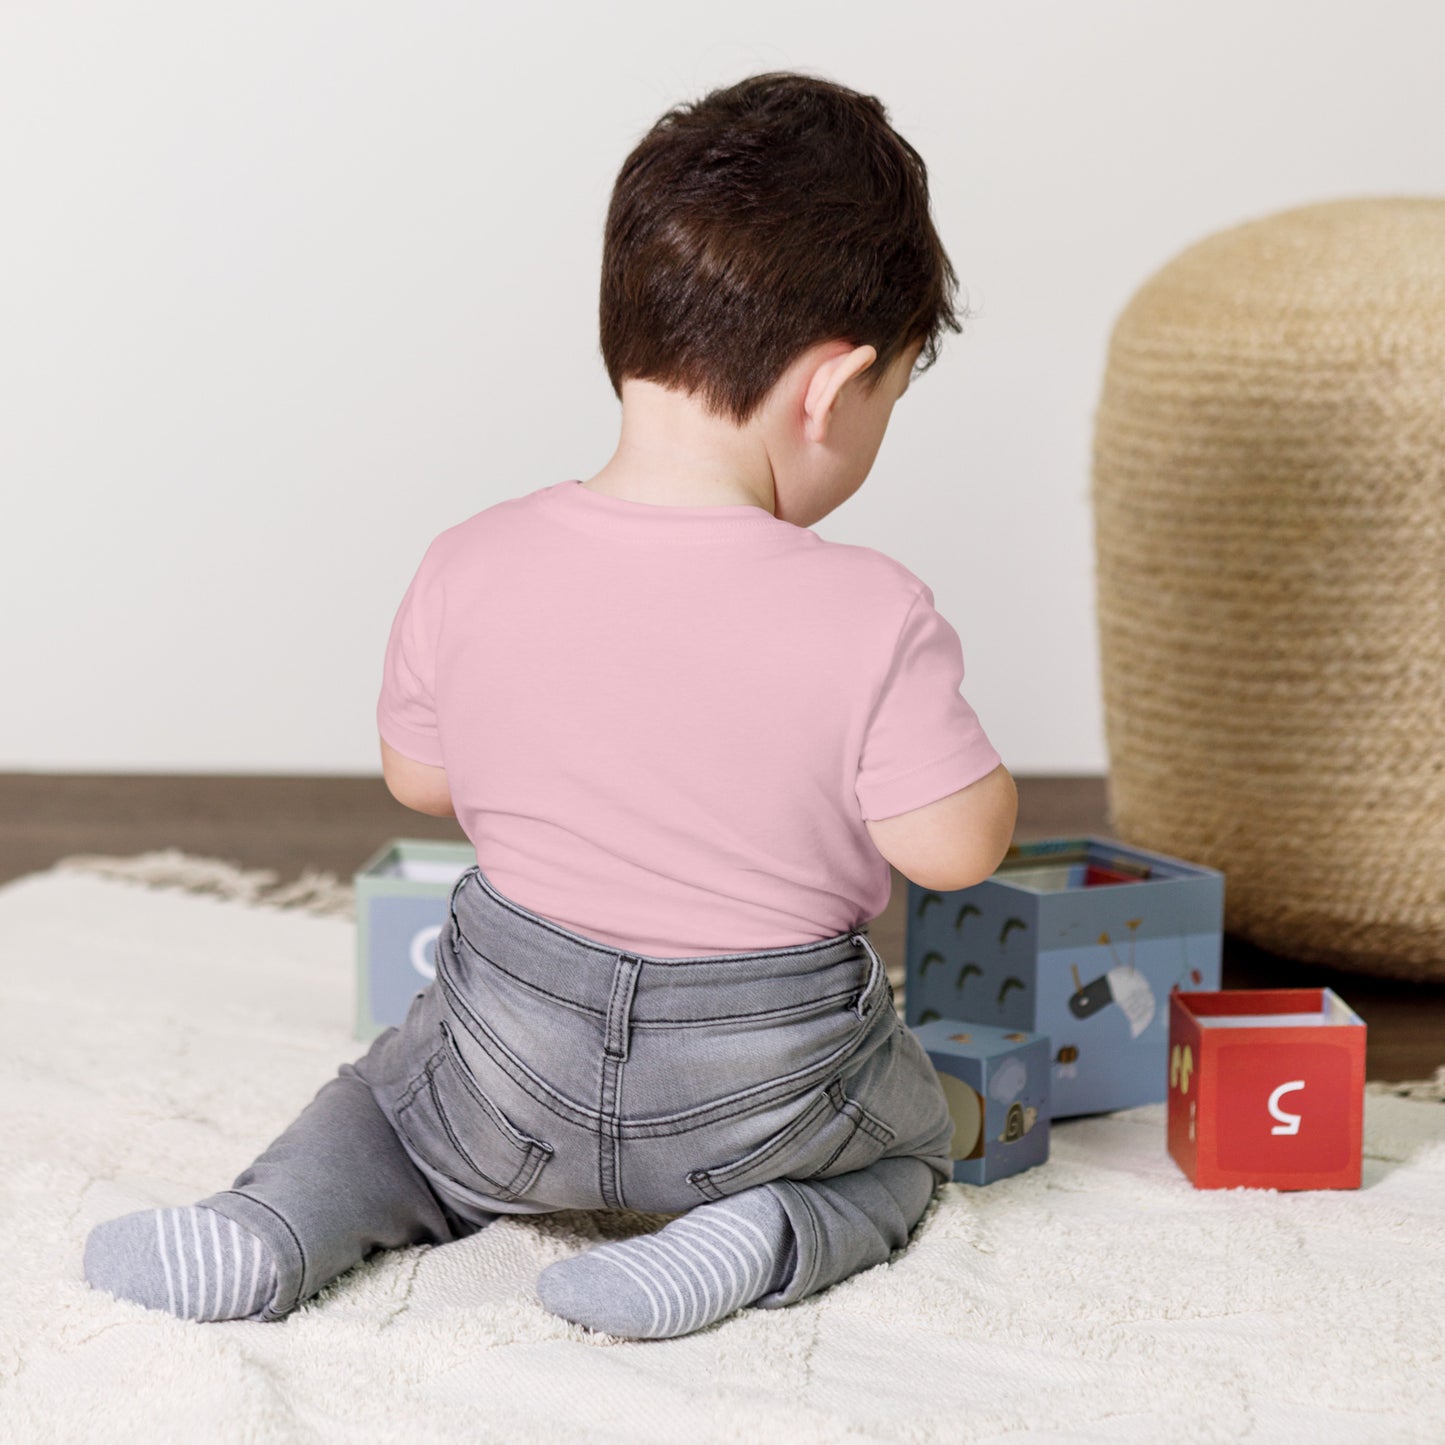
[1364,1066,1445,1103]
[52,848,356,920]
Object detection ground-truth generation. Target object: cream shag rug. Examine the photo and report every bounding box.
[2,853,1442,1444]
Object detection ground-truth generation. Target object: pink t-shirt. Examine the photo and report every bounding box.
[377,479,1003,958]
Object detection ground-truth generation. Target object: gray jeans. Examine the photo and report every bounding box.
[199,865,954,1322]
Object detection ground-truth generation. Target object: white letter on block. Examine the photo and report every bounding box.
[1268,1080,1305,1135]
[411,924,441,983]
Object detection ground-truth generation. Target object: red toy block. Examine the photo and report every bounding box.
[1167,987,1366,1191]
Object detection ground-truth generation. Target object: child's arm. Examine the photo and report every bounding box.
[380,736,456,818]
[865,762,1017,893]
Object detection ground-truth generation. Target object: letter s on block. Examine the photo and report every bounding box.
[1268,1080,1305,1135]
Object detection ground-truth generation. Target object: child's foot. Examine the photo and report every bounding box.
[535,1185,795,1339]
[84,1205,279,1322]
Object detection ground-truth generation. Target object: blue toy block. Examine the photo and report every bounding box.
[905,835,1224,1119]
[353,838,476,1041]
[911,1018,1051,1185]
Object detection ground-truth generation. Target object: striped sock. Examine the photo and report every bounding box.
[83,1205,279,1322]
[534,1185,795,1339]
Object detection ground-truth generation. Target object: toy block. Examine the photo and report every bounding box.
[906,835,1224,1118]
[910,1018,1051,1184]
[1167,987,1366,1191]
[353,838,476,1041]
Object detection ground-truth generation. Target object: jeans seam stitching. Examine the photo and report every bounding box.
[455,926,869,1026]
[421,1037,552,1200]
[466,865,866,966]
[439,945,884,1136]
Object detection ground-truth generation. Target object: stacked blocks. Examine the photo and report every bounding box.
[911,1019,1051,1184]
[906,836,1225,1118]
[354,838,476,1041]
[1167,986,1366,1191]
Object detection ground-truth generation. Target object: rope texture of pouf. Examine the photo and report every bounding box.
[1091,196,1445,983]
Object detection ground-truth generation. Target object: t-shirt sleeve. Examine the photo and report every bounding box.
[376,541,445,768]
[855,584,1004,822]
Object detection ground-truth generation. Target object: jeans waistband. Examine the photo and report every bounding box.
[447,865,891,1025]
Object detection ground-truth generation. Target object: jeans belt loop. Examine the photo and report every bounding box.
[851,931,884,1020]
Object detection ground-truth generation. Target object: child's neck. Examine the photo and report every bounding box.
[586,380,778,512]
[580,464,775,513]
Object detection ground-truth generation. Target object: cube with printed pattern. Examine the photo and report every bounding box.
[910,1018,1051,1185]
[1167,986,1366,1191]
[354,839,476,1041]
[906,836,1224,1119]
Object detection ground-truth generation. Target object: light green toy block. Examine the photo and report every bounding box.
[353,838,476,1042]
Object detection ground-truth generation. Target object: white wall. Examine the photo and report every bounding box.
[3,1,1442,775]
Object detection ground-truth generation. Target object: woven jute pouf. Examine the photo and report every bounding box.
[1091,196,1445,983]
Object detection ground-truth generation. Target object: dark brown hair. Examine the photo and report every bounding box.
[598,71,968,426]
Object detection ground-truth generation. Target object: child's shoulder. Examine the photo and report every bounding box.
[418,489,933,618]
[803,534,932,610]
[419,488,547,562]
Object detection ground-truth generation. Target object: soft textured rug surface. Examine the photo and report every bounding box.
[2,854,1442,1444]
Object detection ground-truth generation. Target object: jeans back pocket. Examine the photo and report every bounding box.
[393,1018,555,1205]
[685,1076,896,1202]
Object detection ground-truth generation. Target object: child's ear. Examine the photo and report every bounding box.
[802,344,877,442]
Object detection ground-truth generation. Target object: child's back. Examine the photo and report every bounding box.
[377,474,1002,957]
[86,69,1017,1344]
[377,68,1016,956]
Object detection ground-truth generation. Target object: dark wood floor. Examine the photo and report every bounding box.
[3,773,1441,1082]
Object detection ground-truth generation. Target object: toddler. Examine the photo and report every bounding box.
[83,70,1018,1341]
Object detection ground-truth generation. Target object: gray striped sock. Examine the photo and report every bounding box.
[84,1205,279,1322]
[535,1185,795,1339]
